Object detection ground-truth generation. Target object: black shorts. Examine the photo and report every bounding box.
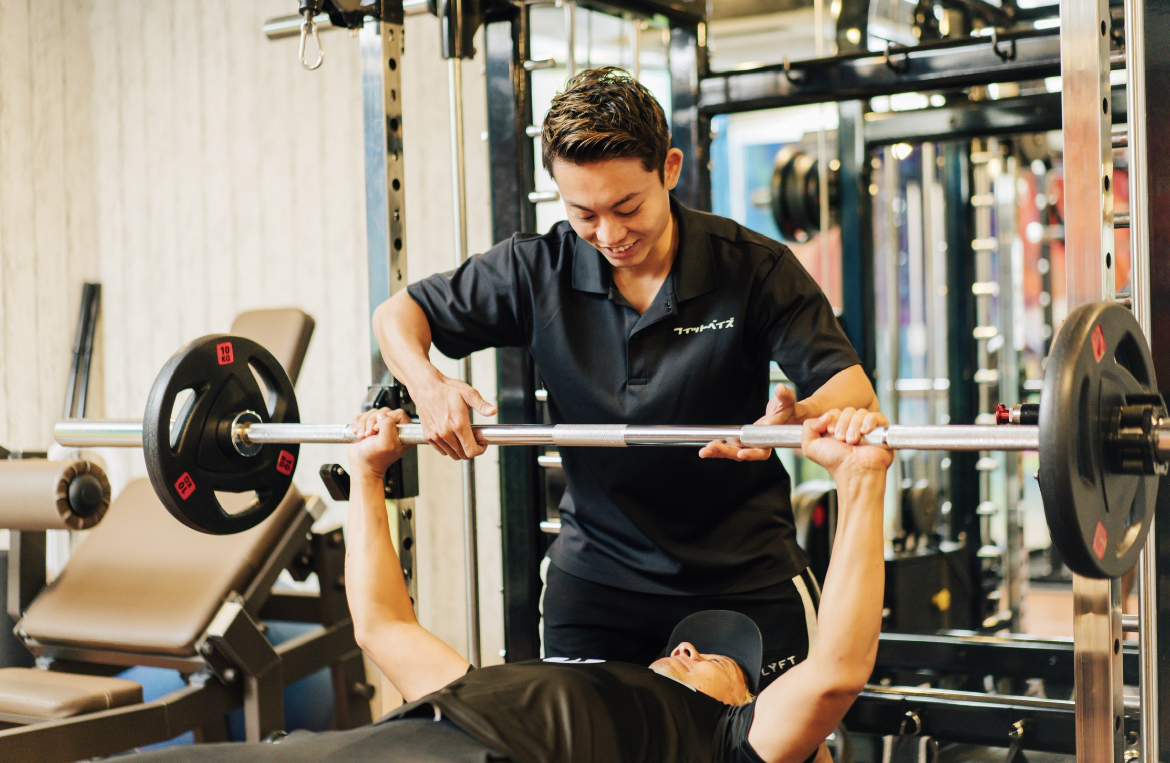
[540,560,820,691]
[128,718,509,763]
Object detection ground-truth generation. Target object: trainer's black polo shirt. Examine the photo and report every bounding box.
[408,198,860,595]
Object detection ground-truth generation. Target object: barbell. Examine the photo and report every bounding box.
[54,301,1166,579]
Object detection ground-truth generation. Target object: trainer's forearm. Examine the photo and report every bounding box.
[798,365,881,421]
[806,469,886,687]
[373,291,443,392]
[346,471,418,641]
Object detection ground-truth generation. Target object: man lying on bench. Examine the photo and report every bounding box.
[134,407,891,763]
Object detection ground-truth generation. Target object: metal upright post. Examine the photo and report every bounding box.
[994,152,1024,630]
[360,9,417,603]
[837,101,876,374]
[448,53,481,668]
[1124,0,1161,755]
[669,23,709,211]
[1061,0,1124,753]
[485,8,544,664]
[564,0,577,77]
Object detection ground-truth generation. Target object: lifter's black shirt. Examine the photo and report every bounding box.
[383,660,763,763]
[408,198,860,594]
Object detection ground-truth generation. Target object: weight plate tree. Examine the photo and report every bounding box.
[141,335,300,535]
[56,302,1168,577]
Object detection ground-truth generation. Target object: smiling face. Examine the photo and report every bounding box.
[649,641,752,706]
[551,150,683,272]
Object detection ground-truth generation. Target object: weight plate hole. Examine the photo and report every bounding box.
[1114,333,1152,387]
[1114,638,1120,655]
[169,388,197,450]
[1106,252,1112,269]
[248,361,280,418]
[216,490,260,516]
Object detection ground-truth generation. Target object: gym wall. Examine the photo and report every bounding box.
[0,0,100,450]
[0,0,504,669]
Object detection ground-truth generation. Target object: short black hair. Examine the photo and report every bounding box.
[541,66,671,180]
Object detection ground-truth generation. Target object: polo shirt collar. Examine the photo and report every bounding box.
[671,196,718,302]
[570,196,718,302]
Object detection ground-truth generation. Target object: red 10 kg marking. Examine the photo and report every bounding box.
[175,472,196,500]
[1093,521,1108,560]
[277,450,296,476]
[217,341,235,365]
[1091,325,1106,363]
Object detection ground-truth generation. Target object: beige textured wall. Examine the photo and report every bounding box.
[0,0,99,450]
[1,0,502,676]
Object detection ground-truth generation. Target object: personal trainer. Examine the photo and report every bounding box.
[375,66,884,686]
[131,406,891,763]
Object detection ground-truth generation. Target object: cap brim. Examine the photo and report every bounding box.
[665,610,763,695]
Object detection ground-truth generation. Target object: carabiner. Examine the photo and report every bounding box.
[299,14,324,71]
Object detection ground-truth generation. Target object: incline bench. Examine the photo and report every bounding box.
[0,309,372,762]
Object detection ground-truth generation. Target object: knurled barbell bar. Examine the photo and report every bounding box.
[52,301,1167,579]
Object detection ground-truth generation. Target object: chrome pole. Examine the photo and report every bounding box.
[564,0,577,77]
[448,53,481,669]
[1125,0,1157,751]
[1062,0,1125,748]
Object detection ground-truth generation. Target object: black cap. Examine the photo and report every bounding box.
[665,610,763,694]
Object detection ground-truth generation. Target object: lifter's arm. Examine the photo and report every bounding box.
[346,407,471,702]
[373,292,496,460]
[746,409,892,763]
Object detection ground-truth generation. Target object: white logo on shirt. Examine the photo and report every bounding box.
[673,317,735,335]
[760,655,799,676]
[542,657,606,664]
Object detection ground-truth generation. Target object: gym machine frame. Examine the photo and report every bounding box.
[689,0,1158,759]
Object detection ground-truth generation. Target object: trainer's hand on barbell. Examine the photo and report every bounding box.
[413,373,496,460]
[349,408,415,480]
[699,384,807,461]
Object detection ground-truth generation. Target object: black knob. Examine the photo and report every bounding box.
[68,473,105,517]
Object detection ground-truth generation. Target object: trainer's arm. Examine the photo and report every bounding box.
[701,366,883,460]
[747,410,891,763]
[796,365,880,426]
[373,291,495,460]
[346,408,470,702]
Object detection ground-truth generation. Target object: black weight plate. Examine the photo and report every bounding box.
[1039,302,1158,578]
[143,335,300,535]
[771,147,802,243]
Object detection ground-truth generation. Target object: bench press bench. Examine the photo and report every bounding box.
[0,309,372,762]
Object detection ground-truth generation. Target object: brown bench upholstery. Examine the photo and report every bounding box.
[18,307,318,657]
[230,309,315,384]
[0,668,142,720]
[19,481,306,656]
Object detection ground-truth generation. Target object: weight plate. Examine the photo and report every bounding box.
[771,147,803,243]
[142,335,300,535]
[1039,302,1158,578]
[770,146,837,244]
